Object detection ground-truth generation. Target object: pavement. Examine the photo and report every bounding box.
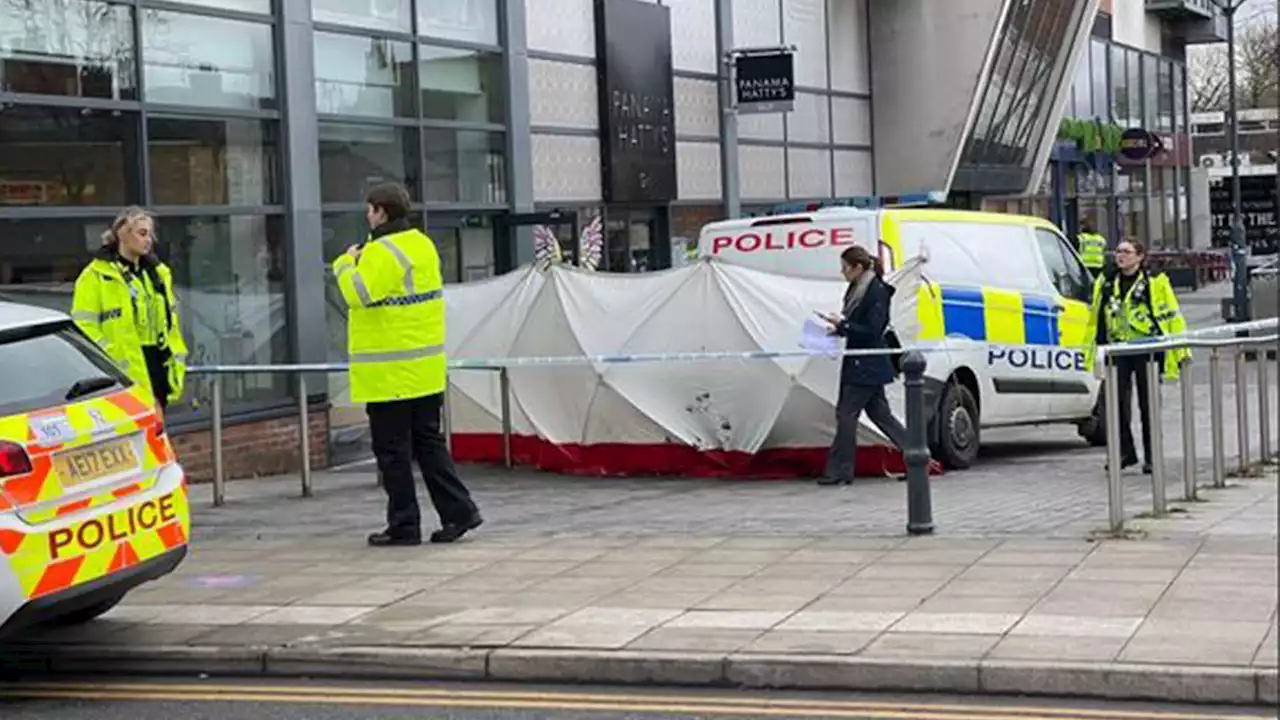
[2,281,1276,706]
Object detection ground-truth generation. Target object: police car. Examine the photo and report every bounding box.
[0,300,189,638]
[699,207,1106,469]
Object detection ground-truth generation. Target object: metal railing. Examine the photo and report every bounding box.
[1100,317,1279,533]
[188,319,1278,536]
[189,346,947,535]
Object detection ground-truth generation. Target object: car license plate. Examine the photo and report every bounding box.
[54,439,139,487]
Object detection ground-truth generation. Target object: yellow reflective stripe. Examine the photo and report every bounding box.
[349,344,445,364]
[340,266,374,307]
[379,236,417,296]
[73,309,122,323]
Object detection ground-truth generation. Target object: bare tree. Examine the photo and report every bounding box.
[1188,8,1280,112]
[1189,47,1230,111]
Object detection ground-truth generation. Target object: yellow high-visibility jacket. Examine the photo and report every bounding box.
[71,251,188,406]
[333,224,447,404]
[1084,269,1190,381]
[1077,232,1107,270]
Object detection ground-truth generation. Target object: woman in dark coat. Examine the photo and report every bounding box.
[818,246,909,485]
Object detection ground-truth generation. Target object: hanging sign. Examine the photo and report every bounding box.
[1118,128,1162,161]
[733,48,795,114]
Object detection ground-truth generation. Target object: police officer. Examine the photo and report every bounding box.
[333,183,482,547]
[1085,239,1190,474]
[72,206,187,411]
[1077,221,1108,273]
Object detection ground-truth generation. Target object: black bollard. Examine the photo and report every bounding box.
[901,350,934,535]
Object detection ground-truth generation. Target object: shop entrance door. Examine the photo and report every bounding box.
[495,209,579,274]
[603,207,671,273]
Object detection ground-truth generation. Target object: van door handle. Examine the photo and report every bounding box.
[1051,304,1065,314]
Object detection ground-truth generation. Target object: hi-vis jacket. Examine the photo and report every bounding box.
[1084,269,1190,380]
[71,251,187,406]
[333,221,447,404]
[1077,232,1107,270]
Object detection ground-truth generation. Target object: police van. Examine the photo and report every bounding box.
[698,207,1105,469]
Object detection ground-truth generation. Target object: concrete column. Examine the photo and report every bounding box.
[503,0,536,267]
[277,0,326,369]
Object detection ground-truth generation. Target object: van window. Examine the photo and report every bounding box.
[1034,229,1093,303]
[897,221,1049,292]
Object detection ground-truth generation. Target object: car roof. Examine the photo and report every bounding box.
[0,301,71,335]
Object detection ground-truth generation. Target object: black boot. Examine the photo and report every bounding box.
[367,531,422,547]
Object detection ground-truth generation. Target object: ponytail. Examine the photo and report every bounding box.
[102,206,153,248]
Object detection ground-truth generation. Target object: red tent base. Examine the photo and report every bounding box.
[450,433,944,479]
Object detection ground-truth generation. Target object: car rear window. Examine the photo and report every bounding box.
[0,322,131,417]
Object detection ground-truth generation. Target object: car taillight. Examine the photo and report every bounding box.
[0,441,32,478]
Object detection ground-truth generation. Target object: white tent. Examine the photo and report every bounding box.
[442,256,931,478]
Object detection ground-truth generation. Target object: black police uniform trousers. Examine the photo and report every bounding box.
[367,393,478,540]
[1113,352,1164,464]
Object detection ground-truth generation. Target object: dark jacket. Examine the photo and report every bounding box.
[833,274,897,386]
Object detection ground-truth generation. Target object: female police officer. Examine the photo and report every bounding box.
[1086,239,1189,473]
[71,206,187,411]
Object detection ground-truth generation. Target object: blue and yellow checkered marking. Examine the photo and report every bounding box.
[937,285,1060,346]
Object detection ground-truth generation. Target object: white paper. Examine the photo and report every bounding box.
[801,316,842,353]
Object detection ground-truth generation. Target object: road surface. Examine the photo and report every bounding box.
[0,678,1273,720]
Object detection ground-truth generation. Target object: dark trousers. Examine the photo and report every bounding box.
[142,344,169,410]
[826,383,909,481]
[1113,353,1163,463]
[368,393,479,539]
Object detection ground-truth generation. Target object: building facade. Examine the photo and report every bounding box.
[980,0,1227,250]
[2,0,1114,474]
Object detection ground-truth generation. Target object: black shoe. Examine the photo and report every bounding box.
[1105,456,1139,472]
[367,531,422,547]
[1141,463,1152,474]
[430,516,483,544]
[816,476,845,486]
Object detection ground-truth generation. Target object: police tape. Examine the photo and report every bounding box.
[188,318,1278,375]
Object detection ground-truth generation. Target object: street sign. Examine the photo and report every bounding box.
[733,48,795,114]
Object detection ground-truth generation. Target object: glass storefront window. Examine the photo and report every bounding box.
[1069,38,1092,118]
[1118,195,1147,245]
[430,223,495,282]
[314,32,415,119]
[312,0,411,33]
[419,45,505,124]
[318,122,420,203]
[1126,48,1141,128]
[1143,54,1158,129]
[156,214,289,411]
[0,0,136,100]
[419,0,499,46]
[1157,59,1173,132]
[159,0,272,14]
[148,117,281,206]
[0,105,141,207]
[1172,63,1185,134]
[0,216,113,296]
[1090,40,1108,122]
[141,10,276,110]
[421,129,505,204]
[1110,45,1127,125]
[1148,190,1165,247]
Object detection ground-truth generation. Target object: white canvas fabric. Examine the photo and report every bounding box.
[441,256,928,466]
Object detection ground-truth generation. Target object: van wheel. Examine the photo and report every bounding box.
[1078,393,1108,447]
[51,594,124,627]
[934,381,980,470]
